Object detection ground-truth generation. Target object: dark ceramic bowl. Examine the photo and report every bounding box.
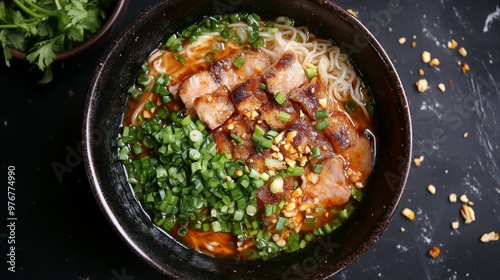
[8,0,128,61]
[83,0,412,279]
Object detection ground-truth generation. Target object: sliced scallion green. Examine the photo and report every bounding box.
[233,56,245,68]
[315,119,329,131]
[274,92,287,105]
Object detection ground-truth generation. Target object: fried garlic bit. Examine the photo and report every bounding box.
[428,246,441,259]
[447,39,458,49]
[438,83,446,92]
[413,155,424,166]
[458,47,467,57]
[422,51,431,63]
[461,205,475,224]
[427,184,436,194]
[480,232,499,243]
[461,62,470,74]
[415,79,429,93]
[402,208,415,221]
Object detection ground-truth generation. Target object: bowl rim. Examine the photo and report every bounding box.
[8,0,128,61]
[83,0,413,278]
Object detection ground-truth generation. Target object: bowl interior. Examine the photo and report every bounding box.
[83,0,412,279]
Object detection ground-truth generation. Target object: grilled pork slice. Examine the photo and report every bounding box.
[211,114,259,161]
[290,76,333,120]
[280,118,334,161]
[231,76,269,120]
[300,156,351,209]
[259,101,299,131]
[263,51,307,96]
[323,112,358,152]
[210,49,271,91]
[178,70,219,117]
[193,86,235,130]
[342,135,373,183]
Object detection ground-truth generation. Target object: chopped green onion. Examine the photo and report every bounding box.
[274,92,287,105]
[233,56,245,68]
[174,54,186,65]
[315,119,329,131]
[230,133,243,144]
[270,177,284,194]
[264,204,274,217]
[137,74,152,87]
[177,226,188,236]
[309,147,321,159]
[275,16,293,26]
[189,130,203,142]
[246,205,257,216]
[286,166,303,177]
[212,221,222,232]
[189,148,201,160]
[304,67,317,79]
[260,83,267,90]
[315,109,328,120]
[205,52,216,64]
[278,111,291,122]
[311,164,323,174]
[132,145,142,155]
[339,209,349,220]
[345,99,359,112]
[233,209,245,221]
[165,34,178,47]
[275,217,287,232]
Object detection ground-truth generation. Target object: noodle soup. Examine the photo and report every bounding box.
[117,13,376,260]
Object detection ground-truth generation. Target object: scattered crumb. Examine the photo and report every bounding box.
[458,47,467,57]
[464,132,469,138]
[416,79,429,92]
[402,208,415,221]
[438,83,446,92]
[418,68,424,76]
[411,41,416,48]
[451,221,459,229]
[427,184,436,194]
[413,155,425,166]
[428,246,441,258]
[422,51,431,63]
[400,227,406,232]
[460,194,469,203]
[461,205,475,224]
[447,39,458,49]
[429,58,440,66]
[480,232,499,243]
[449,193,457,203]
[461,63,470,73]
[347,9,358,17]
[398,37,406,44]
[413,35,417,39]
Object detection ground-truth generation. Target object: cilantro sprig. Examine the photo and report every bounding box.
[0,0,114,83]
